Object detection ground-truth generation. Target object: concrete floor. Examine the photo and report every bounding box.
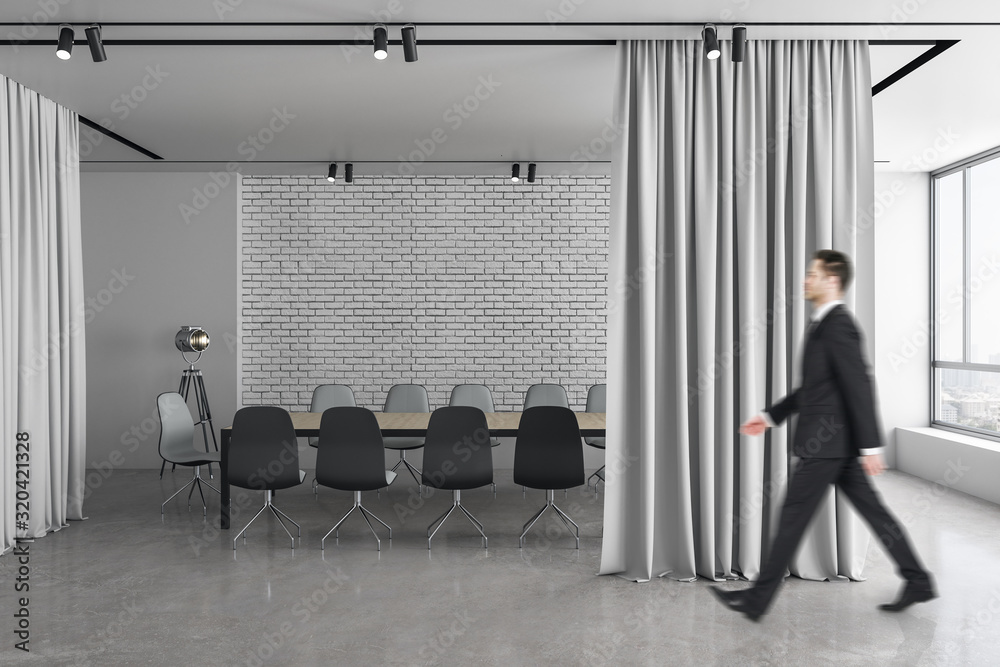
[1,467,998,666]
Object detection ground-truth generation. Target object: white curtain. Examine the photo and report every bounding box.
[1,75,87,554]
[600,40,874,582]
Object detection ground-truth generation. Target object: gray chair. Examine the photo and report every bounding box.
[423,407,494,549]
[449,384,501,494]
[307,384,357,494]
[520,383,570,496]
[383,384,430,486]
[315,407,396,551]
[523,383,570,410]
[229,406,303,551]
[157,392,221,516]
[514,406,586,549]
[585,384,607,491]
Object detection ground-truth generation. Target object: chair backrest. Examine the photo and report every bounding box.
[157,392,195,462]
[449,384,496,412]
[586,384,606,413]
[584,384,607,447]
[422,407,493,491]
[384,384,430,412]
[523,383,569,410]
[309,384,357,446]
[310,384,357,411]
[228,406,300,491]
[513,406,585,490]
[315,407,390,491]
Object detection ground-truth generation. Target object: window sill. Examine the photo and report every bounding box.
[896,427,1000,506]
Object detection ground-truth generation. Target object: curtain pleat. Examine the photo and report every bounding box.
[1,75,86,554]
[601,40,873,583]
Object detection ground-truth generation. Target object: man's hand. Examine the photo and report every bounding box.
[740,414,770,437]
[861,453,885,476]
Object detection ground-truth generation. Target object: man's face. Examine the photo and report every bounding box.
[803,259,836,302]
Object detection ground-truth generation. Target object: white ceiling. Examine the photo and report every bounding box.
[1,0,998,174]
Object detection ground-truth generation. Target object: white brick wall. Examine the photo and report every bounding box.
[240,175,609,412]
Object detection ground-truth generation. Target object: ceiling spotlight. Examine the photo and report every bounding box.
[56,25,74,60]
[373,24,388,60]
[511,164,520,183]
[327,163,337,182]
[703,24,720,60]
[345,163,354,183]
[85,24,106,62]
[527,163,537,183]
[732,25,746,63]
[402,24,418,62]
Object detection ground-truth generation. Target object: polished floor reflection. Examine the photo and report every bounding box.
[1,467,997,666]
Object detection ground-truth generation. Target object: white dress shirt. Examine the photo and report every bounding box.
[758,300,882,456]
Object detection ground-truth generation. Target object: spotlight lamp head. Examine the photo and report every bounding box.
[511,163,520,183]
[56,25,74,60]
[527,163,537,183]
[345,163,354,183]
[373,24,388,60]
[703,24,720,60]
[175,326,210,364]
[732,24,747,63]
[85,24,107,62]
[327,163,337,182]
[402,24,418,62]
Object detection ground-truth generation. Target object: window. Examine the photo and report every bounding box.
[932,151,1000,440]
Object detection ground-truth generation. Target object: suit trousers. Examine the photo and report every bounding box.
[746,456,930,613]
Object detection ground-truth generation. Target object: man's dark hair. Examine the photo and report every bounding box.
[814,249,852,292]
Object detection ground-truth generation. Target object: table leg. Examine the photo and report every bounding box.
[221,428,230,529]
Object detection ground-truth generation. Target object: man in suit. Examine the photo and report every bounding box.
[711,250,936,621]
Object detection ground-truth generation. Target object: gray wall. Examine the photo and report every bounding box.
[81,172,239,471]
[873,171,931,466]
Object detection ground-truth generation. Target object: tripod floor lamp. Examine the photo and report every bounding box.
[161,326,219,478]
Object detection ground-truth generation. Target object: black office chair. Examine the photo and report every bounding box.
[229,406,303,550]
[157,392,221,517]
[422,407,494,549]
[513,406,586,549]
[315,407,396,551]
[584,384,607,491]
[449,384,501,495]
[382,384,430,486]
[307,384,357,495]
[520,383,571,498]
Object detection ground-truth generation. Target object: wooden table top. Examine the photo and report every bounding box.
[222,411,606,437]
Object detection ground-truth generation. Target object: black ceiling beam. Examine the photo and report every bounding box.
[78,116,163,160]
[871,39,959,95]
[4,38,616,47]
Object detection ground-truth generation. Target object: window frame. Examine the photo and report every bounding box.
[930,147,1000,443]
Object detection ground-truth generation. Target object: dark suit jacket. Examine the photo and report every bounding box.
[765,305,883,458]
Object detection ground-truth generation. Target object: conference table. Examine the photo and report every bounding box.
[219,411,607,529]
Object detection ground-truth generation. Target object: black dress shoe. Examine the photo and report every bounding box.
[878,582,938,612]
[709,587,763,622]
